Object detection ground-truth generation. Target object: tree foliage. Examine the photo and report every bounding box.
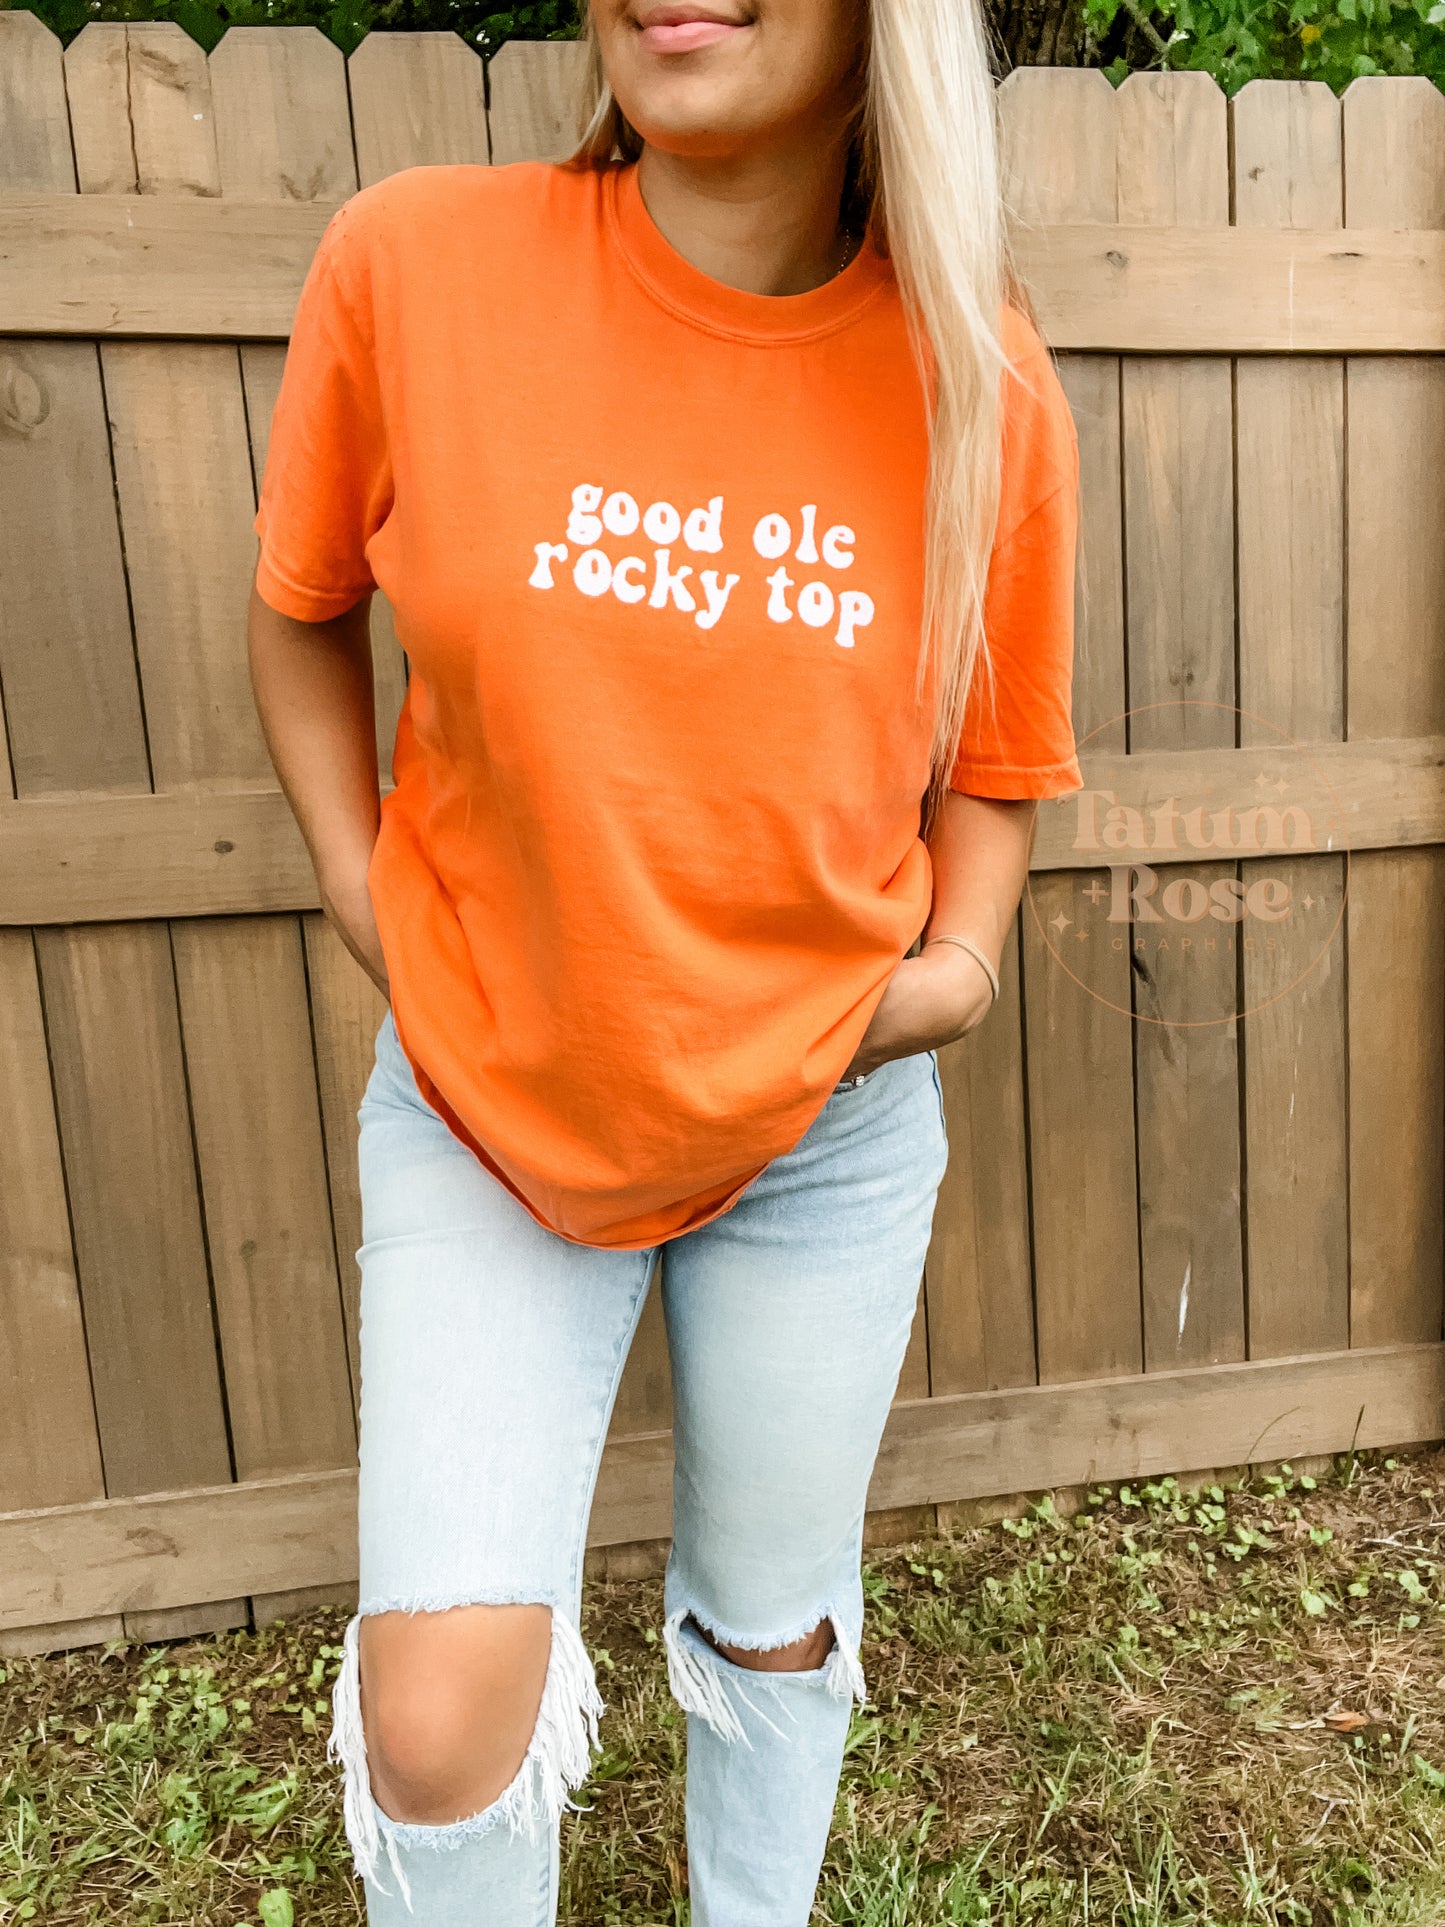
[4,0,1440,92]
[1087,0,1444,91]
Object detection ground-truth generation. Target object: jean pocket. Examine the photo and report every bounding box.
[829,1070,875,1101]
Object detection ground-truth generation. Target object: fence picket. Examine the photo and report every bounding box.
[65,20,218,193]
[33,921,232,1497]
[162,24,360,1524]
[926,922,1036,1395]
[1005,69,1142,1385]
[1343,77,1445,1349]
[0,930,101,1517]
[487,39,589,164]
[300,914,390,1407]
[58,24,245,1644]
[1232,80,1349,1360]
[923,69,1046,1396]
[1115,72,1245,1371]
[210,32,398,1542]
[0,12,130,1653]
[349,29,489,182]
[922,72,1076,1403]
[211,22,356,197]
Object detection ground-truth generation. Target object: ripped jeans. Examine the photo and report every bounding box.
[335,1009,948,1925]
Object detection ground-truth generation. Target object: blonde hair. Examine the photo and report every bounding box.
[573,2,1012,820]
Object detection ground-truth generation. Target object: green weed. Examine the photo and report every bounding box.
[5,1450,1445,1922]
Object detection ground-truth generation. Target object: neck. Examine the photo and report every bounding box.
[635,129,853,298]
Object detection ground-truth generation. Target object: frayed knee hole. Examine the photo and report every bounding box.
[704,1617,837,1674]
[359,1603,554,1821]
[331,1606,605,1896]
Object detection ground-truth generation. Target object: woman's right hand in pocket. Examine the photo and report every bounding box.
[320,858,390,998]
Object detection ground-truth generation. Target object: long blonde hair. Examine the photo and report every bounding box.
[573,2,1011,820]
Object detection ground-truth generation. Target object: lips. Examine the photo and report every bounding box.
[635,4,750,54]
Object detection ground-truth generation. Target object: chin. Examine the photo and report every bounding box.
[624,89,768,154]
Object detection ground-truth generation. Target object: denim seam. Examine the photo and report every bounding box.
[929,1048,949,1150]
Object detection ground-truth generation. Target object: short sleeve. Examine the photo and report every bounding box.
[950,310,1083,801]
[253,202,392,622]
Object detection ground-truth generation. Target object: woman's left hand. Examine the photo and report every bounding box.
[842,942,995,1079]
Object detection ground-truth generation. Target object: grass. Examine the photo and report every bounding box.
[6,1448,1445,1924]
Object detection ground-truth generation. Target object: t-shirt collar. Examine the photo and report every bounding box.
[606,160,891,345]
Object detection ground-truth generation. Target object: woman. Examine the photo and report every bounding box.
[248,0,1081,1919]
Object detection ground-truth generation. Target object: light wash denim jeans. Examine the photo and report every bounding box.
[334,1009,948,1926]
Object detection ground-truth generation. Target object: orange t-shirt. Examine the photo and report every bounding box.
[254,160,1081,1249]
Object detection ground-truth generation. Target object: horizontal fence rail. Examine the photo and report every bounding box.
[5,1343,1443,1634]
[1,737,1443,925]
[4,195,1444,351]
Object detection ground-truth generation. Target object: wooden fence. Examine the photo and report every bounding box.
[0,16,1442,1654]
